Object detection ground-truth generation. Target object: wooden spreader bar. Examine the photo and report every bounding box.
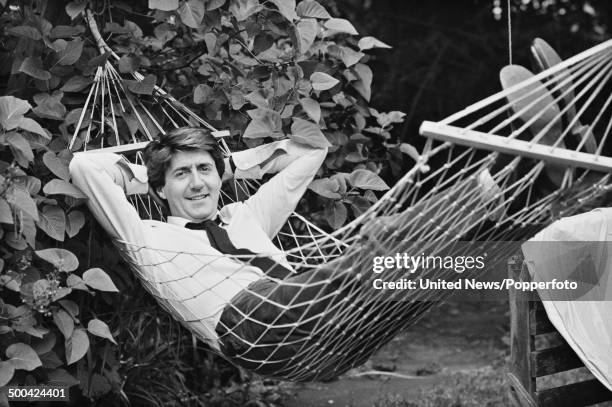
[80,130,231,155]
[420,121,612,173]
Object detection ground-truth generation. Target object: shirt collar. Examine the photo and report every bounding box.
[167,216,190,227]
[167,211,222,227]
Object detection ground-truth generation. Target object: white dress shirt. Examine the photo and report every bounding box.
[522,208,612,390]
[70,140,327,351]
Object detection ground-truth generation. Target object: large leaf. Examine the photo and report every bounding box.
[30,14,52,36]
[206,0,226,10]
[0,361,14,386]
[32,332,57,355]
[60,75,92,92]
[67,274,89,291]
[19,57,51,80]
[43,151,70,180]
[154,23,177,44]
[59,300,79,317]
[324,18,358,35]
[308,178,342,199]
[47,368,79,387]
[7,26,42,40]
[6,343,42,371]
[49,38,67,53]
[57,38,83,65]
[49,25,86,39]
[17,117,48,138]
[193,84,213,104]
[33,101,67,121]
[347,195,371,217]
[269,0,297,21]
[53,308,74,339]
[252,32,274,54]
[37,205,66,241]
[87,319,117,344]
[20,212,37,248]
[349,169,389,191]
[299,97,321,122]
[358,36,391,51]
[35,248,79,272]
[310,71,339,91]
[0,272,19,291]
[296,18,318,53]
[65,328,89,365]
[149,0,179,10]
[89,373,112,398]
[0,198,13,224]
[52,287,72,302]
[64,107,86,127]
[178,0,206,28]
[5,232,27,250]
[66,210,85,238]
[105,21,136,35]
[43,179,86,198]
[6,186,38,221]
[499,64,564,141]
[125,74,156,95]
[352,63,372,101]
[296,0,331,19]
[243,108,282,138]
[371,110,405,128]
[39,351,63,369]
[65,1,86,19]
[399,143,421,162]
[118,55,140,74]
[324,201,347,229]
[229,0,262,21]
[339,46,364,68]
[87,51,111,68]
[290,118,330,148]
[6,132,34,166]
[0,96,31,130]
[83,268,119,292]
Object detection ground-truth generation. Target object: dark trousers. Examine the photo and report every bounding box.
[215,174,496,381]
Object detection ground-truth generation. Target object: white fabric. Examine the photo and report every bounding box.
[522,208,612,390]
[70,140,327,350]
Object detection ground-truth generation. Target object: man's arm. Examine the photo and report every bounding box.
[69,152,148,245]
[226,139,328,238]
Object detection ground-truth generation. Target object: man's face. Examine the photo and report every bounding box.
[157,150,222,222]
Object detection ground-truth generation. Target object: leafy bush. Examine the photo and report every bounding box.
[0,0,408,405]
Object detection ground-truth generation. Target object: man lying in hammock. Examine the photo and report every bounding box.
[70,126,502,380]
[70,127,334,374]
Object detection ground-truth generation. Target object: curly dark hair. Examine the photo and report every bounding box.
[142,127,225,192]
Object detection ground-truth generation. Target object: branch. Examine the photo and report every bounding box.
[144,46,209,72]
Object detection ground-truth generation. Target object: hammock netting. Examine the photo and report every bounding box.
[74,12,612,381]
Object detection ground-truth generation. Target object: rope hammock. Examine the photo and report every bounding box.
[73,11,612,381]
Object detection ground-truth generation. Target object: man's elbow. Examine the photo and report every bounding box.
[69,153,88,178]
[303,143,328,158]
[311,145,328,166]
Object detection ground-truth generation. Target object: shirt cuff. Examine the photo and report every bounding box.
[118,158,148,184]
[231,139,317,179]
[111,155,149,195]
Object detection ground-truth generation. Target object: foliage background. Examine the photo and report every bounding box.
[0,0,610,406]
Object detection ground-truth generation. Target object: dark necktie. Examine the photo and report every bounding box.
[185,219,293,280]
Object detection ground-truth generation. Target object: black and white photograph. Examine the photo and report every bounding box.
[1,0,612,406]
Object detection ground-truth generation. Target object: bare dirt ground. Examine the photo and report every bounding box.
[282,301,510,407]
